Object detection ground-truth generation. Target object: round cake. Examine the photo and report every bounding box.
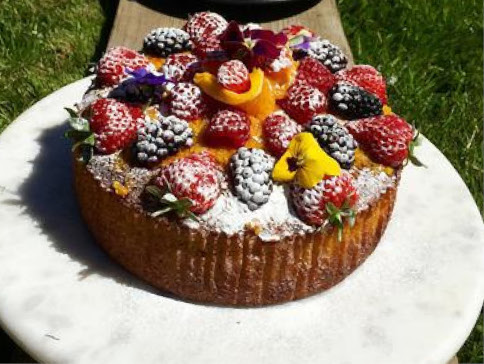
[67,12,421,306]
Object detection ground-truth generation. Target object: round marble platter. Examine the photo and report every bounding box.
[0,78,483,364]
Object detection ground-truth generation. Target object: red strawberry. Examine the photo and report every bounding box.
[263,111,302,157]
[296,57,335,93]
[277,80,327,125]
[161,53,199,82]
[96,47,151,87]
[184,12,228,44]
[281,24,315,39]
[346,114,414,167]
[336,65,387,104]
[167,82,206,121]
[291,171,358,230]
[217,60,251,93]
[89,99,144,154]
[205,109,251,148]
[156,151,221,214]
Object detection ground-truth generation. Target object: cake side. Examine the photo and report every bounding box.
[75,158,399,306]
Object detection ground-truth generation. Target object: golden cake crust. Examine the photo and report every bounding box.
[74,160,399,306]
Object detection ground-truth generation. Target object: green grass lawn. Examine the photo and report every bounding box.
[0,0,482,362]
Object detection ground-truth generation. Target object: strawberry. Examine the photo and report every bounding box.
[217,60,251,93]
[96,47,151,87]
[154,151,221,214]
[161,53,199,82]
[204,109,251,148]
[184,12,228,44]
[277,80,327,125]
[346,114,415,167]
[167,82,206,121]
[88,98,144,154]
[336,65,387,104]
[263,111,302,157]
[281,24,315,39]
[291,171,358,236]
[296,57,335,93]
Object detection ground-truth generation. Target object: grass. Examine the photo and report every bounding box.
[0,0,482,362]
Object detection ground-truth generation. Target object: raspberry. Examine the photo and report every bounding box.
[328,82,383,120]
[336,65,388,104]
[205,109,251,149]
[167,82,206,121]
[263,111,302,157]
[156,151,221,214]
[268,46,293,73]
[296,57,335,93]
[96,47,151,87]
[290,171,358,227]
[184,11,228,44]
[230,148,275,211]
[193,36,224,58]
[142,27,192,57]
[89,99,144,154]
[217,60,251,93]
[346,114,414,167]
[306,114,357,169]
[161,53,199,82]
[277,81,327,125]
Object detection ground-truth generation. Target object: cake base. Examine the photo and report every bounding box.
[74,160,398,306]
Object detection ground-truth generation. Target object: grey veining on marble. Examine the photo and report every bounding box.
[0,78,483,364]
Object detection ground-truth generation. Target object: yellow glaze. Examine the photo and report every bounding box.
[273,132,341,188]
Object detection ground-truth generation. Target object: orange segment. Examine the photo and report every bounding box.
[237,78,277,120]
[194,68,264,105]
[146,56,165,70]
[266,60,299,100]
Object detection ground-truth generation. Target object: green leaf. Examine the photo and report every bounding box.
[145,184,199,221]
[64,107,78,118]
[69,117,90,132]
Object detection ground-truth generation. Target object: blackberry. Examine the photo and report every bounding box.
[328,83,383,120]
[303,39,348,73]
[230,148,275,211]
[143,28,193,57]
[307,114,358,169]
[133,116,193,164]
[109,80,162,104]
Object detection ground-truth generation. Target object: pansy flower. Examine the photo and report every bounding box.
[220,21,288,70]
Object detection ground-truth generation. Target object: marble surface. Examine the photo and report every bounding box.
[0,78,483,364]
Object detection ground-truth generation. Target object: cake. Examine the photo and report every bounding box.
[66,12,422,306]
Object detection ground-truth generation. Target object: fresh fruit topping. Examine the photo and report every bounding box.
[64,108,94,163]
[154,151,221,214]
[302,39,348,73]
[142,27,193,57]
[194,68,264,105]
[277,81,327,124]
[133,116,194,165]
[109,68,169,104]
[205,109,251,148]
[336,65,387,104]
[306,114,357,169]
[217,60,251,93]
[161,53,199,82]
[346,113,420,167]
[193,36,224,58]
[268,46,293,73]
[328,82,383,120]
[281,25,315,39]
[272,132,340,188]
[96,46,151,87]
[296,57,335,93]
[230,147,275,210]
[88,98,144,154]
[220,21,288,70]
[290,171,358,235]
[184,11,228,44]
[167,82,206,121]
[263,111,302,157]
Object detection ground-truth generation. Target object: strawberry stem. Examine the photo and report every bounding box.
[325,200,356,242]
[407,127,426,168]
[145,184,198,221]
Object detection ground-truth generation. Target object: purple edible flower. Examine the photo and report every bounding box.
[127,68,170,86]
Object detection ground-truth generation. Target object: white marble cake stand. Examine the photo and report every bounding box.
[0,78,483,364]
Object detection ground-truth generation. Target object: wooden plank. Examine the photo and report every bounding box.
[107,0,353,64]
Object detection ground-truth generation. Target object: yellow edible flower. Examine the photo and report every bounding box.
[272,132,341,188]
